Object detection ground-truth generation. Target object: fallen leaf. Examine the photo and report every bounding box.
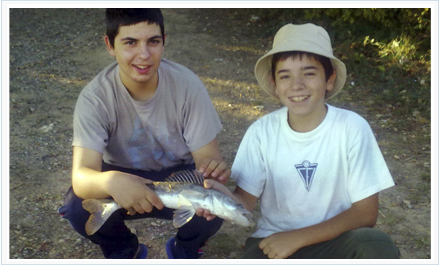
[403,199,412,209]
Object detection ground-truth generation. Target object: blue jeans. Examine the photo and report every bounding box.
[58,162,223,259]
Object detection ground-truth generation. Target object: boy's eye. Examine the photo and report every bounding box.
[149,38,162,45]
[304,72,315,77]
[125,41,136,45]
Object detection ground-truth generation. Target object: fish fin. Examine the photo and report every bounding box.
[82,199,117,236]
[176,193,193,208]
[172,209,196,228]
[165,169,204,185]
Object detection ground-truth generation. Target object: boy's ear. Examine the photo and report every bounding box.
[326,71,337,92]
[161,34,166,53]
[104,36,116,57]
[272,78,281,98]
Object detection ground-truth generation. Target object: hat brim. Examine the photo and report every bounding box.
[255,43,347,100]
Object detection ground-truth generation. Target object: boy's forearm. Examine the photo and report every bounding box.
[72,146,112,199]
[232,186,259,212]
[191,138,231,184]
[286,194,379,249]
[72,167,116,199]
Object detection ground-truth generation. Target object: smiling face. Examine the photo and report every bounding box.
[105,21,164,94]
[274,54,336,132]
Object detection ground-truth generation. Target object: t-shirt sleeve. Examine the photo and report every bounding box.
[181,77,222,152]
[346,115,395,203]
[72,91,109,154]
[231,122,266,198]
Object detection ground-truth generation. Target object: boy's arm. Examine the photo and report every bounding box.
[259,193,378,259]
[72,146,163,215]
[233,186,259,212]
[191,138,231,185]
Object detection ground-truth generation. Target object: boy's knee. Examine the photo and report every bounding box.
[242,238,267,259]
[347,228,401,259]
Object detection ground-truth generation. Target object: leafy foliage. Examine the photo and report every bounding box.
[305,8,430,39]
[235,8,431,120]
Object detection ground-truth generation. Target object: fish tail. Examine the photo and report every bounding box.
[82,199,116,236]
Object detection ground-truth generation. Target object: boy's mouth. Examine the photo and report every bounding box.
[288,96,309,102]
[133,64,151,73]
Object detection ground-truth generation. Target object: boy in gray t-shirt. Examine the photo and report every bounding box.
[58,8,230,259]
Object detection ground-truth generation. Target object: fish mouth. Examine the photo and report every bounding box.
[237,204,252,218]
[236,211,252,227]
[241,208,253,222]
[244,212,253,222]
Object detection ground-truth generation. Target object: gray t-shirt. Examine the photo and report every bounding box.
[73,59,222,171]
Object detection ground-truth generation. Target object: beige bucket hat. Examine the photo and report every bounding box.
[255,23,347,100]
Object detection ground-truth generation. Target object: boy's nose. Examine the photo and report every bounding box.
[292,78,305,90]
[138,44,151,59]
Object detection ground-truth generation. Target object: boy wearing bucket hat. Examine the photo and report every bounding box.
[203,23,400,259]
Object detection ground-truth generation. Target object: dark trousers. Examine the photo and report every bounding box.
[242,228,401,259]
[58,162,223,259]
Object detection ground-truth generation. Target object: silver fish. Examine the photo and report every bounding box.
[82,169,252,235]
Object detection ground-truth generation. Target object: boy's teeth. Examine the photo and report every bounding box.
[137,66,147,69]
[289,96,308,102]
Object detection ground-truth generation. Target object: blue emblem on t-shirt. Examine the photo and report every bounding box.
[295,160,318,191]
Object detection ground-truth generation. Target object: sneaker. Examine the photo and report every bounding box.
[134,243,148,259]
[165,237,203,259]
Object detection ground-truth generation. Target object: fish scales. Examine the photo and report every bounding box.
[82,169,252,235]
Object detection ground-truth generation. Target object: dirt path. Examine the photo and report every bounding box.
[9,8,431,260]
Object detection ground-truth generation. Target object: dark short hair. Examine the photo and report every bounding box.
[271,51,334,82]
[106,8,165,48]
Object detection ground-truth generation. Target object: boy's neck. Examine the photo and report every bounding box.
[121,71,159,102]
[287,104,328,133]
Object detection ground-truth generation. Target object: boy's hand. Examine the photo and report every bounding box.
[106,172,164,215]
[259,231,302,259]
[198,158,231,185]
[195,179,234,220]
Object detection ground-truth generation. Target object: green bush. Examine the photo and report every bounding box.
[232,8,431,120]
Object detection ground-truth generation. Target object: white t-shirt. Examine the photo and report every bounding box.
[73,59,222,171]
[231,105,394,238]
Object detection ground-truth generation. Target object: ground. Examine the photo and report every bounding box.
[9,8,431,260]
